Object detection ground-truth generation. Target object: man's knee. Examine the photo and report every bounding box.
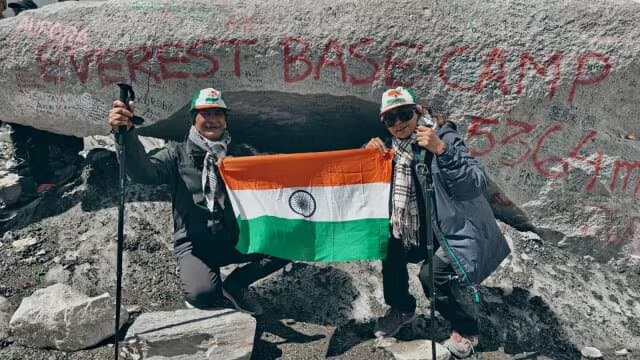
[183,281,222,308]
[263,257,289,269]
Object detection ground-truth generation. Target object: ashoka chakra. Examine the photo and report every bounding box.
[288,190,316,218]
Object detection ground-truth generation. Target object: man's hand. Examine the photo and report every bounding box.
[107,100,134,133]
[416,126,446,155]
[365,137,387,154]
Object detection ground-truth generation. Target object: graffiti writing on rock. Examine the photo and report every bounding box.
[439,47,611,102]
[466,116,640,197]
[14,16,89,47]
[26,32,612,103]
[34,38,259,87]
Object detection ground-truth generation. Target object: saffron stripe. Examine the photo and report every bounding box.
[219,148,393,190]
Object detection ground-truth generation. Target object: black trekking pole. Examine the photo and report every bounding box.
[113,83,143,360]
[113,84,129,360]
[416,114,438,359]
[415,147,437,360]
[425,180,437,359]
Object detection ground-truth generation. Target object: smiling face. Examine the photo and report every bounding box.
[383,106,418,139]
[194,108,227,141]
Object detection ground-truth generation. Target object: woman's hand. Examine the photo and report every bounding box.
[416,126,446,155]
[365,137,387,154]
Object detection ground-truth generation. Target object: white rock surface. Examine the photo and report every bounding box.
[9,283,128,351]
[123,308,256,360]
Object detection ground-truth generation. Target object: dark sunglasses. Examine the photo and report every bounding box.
[381,107,415,127]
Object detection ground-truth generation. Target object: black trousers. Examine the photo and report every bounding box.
[177,242,288,308]
[382,237,479,336]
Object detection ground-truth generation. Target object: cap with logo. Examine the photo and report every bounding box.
[190,88,228,112]
[380,87,417,115]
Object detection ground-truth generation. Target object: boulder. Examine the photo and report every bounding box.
[9,283,128,351]
[0,0,639,262]
[122,308,256,360]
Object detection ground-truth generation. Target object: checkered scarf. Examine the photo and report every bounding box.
[188,126,231,213]
[391,134,420,248]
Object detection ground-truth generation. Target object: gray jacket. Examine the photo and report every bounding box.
[115,129,249,263]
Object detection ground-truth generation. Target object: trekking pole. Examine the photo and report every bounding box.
[425,180,437,360]
[414,154,437,359]
[113,84,130,360]
[113,83,145,360]
[416,116,437,359]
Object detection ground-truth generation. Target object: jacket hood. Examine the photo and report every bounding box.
[437,121,458,138]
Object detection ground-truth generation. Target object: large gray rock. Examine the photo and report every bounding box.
[0,0,639,263]
[122,308,256,360]
[0,295,10,341]
[9,283,128,351]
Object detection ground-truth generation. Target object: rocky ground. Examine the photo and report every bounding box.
[0,123,639,359]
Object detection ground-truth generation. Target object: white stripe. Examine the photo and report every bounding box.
[226,183,390,221]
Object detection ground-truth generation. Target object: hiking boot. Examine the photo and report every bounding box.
[373,308,417,338]
[222,285,263,316]
[443,330,478,358]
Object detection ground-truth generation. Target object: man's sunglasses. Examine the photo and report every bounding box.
[381,107,415,127]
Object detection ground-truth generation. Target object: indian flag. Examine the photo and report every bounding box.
[218,148,392,262]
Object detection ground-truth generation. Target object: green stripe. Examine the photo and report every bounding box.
[236,216,389,262]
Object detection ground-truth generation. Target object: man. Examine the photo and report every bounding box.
[365,87,510,358]
[107,87,288,315]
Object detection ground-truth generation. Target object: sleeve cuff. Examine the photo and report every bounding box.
[436,143,455,163]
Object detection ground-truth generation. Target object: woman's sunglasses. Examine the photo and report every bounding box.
[381,107,415,127]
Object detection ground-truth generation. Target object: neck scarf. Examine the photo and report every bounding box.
[391,133,420,249]
[187,126,231,213]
